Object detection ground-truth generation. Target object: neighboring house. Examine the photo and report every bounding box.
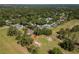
[18,14,21,17]
[37,24,51,29]
[15,24,24,30]
[36,23,58,29]
[37,25,41,28]
[11,19,15,21]
[27,29,34,35]
[59,16,65,21]
[46,17,54,23]
[51,22,58,27]
[42,24,51,28]
[5,20,12,25]
[60,13,65,17]
[46,17,53,21]
[38,18,42,20]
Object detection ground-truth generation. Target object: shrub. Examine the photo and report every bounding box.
[28,45,39,54]
[59,38,75,51]
[17,35,33,47]
[70,25,79,32]
[48,47,62,54]
[0,19,6,27]
[7,26,18,36]
[34,28,52,35]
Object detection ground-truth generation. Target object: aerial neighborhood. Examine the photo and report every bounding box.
[0,4,79,54]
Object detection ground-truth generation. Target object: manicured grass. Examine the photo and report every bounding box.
[0,27,28,54]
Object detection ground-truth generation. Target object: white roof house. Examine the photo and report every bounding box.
[46,17,53,21]
[15,24,24,30]
[42,24,51,28]
[50,22,58,27]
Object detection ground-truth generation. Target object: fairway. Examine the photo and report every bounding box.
[0,27,28,54]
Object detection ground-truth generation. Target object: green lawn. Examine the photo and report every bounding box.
[0,27,28,54]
